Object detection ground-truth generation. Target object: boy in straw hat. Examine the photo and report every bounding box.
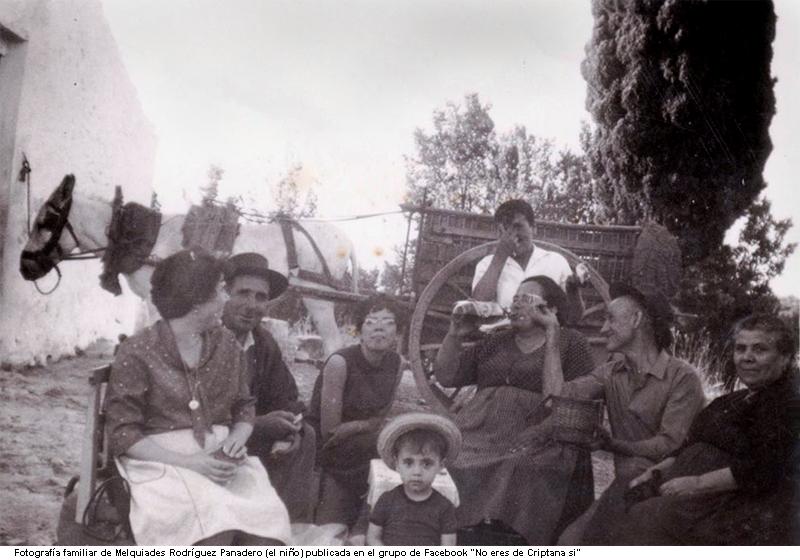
[366,413,462,546]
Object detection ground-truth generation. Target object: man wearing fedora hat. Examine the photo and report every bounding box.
[222,252,315,522]
[557,283,705,544]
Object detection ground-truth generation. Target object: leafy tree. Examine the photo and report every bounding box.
[380,243,415,297]
[583,0,777,263]
[581,1,796,385]
[405,94,498,212]
[271,163,319,219]
[535,124,603,224]
[405,94,597,220]
[677,197,795,355]
[396,95,606,299]
[199,165,224,205]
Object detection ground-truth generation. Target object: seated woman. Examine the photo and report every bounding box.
[307,296,406,528]
[105,249,291,546]
[584,313,799,545]
[435,275,596,544]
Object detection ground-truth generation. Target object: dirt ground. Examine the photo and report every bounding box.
[0,341,612,545]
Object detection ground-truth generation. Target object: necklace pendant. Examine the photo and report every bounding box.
[188,399,200,411]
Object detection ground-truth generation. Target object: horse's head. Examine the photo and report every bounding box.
[20,174,78,280]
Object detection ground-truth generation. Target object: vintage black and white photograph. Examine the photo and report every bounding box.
[1,0,798,547]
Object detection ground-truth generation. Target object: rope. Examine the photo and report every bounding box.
[33,265,62,295]
[233,205,405,224]
[296,209,406,222]
[18,154,32,233]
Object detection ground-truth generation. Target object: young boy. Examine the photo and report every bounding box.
[367,413,461,546]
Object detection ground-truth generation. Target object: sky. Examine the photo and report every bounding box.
[101,0,799,296]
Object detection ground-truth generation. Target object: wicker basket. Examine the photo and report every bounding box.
[549,395,604,445]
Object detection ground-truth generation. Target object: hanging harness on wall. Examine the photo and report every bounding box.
[181,202,240,256]
[100,186,162,296]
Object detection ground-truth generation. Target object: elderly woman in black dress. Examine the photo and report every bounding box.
[105,249,290,545]
[585,312,799,545]
[435,275,596,544]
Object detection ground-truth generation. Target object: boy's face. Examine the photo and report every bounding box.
[394,441,442,496]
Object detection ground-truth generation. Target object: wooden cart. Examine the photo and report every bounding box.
[402,204,643,416]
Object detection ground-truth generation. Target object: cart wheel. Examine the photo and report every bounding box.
[408,240,611,416]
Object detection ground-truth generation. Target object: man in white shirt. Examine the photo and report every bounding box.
[472,199,582,322]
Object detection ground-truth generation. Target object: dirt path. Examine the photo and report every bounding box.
[0,349,110,545]
[0,343,425,545]
[0,344,611,545]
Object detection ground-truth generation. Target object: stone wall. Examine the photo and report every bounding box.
[0,0,156,365]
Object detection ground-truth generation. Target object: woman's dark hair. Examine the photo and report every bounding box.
[150,249,223,319]
[354,294,407,332]
[733,313,797,358]
[721,312,798,391]
[519,275,568,324]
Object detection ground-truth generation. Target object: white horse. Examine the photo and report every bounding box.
[19,175,358,356]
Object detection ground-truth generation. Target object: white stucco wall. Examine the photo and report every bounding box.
[0,0,156,365]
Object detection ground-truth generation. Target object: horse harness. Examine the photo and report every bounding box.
[24,181,341,296]
[100,187,162,296]
[20,191,107,294]
[277,216,342,290]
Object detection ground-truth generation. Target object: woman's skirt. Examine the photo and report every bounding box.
[315,428,380,526]
[584,442,796,545]
[449,386,593,544]
[116,426,291,545]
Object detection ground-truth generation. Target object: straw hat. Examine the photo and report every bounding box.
[377,412,462,469]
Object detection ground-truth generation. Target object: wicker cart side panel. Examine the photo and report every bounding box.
[413,208,641,299]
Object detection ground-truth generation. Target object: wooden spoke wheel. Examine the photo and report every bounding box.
[408,240,611,416]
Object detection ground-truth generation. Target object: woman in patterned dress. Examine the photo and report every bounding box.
[105,249,290,545]
[435,275,596,544]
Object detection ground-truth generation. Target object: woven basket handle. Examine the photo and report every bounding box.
[525,394,553,422]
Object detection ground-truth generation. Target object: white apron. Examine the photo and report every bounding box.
[116,426,291,545]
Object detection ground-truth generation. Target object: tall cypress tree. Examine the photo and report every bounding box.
[583,0,776,262]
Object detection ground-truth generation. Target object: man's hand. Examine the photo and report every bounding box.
[565,262,590,294]
[629,466,657,489]
[628,457,675,489]
[254,410,300,441]
[270,432,301,458]
[583,426,611,452]
[659,476,702,497]
[496,227,518,260]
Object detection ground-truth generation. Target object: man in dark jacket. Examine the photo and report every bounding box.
[223,252,316,522]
